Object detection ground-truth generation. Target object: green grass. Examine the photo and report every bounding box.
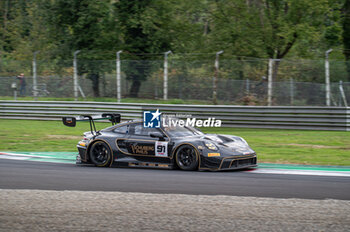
[201,127,350,166]
[0,119,98,152]
[0,119,349,166]
[0,96,214,105]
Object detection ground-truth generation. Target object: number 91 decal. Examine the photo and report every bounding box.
[155,141,168,157]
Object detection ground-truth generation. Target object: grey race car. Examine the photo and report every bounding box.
[63,114,257,171]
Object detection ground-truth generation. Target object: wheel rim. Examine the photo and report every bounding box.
[91,143,109,165]
[178,147,196,167]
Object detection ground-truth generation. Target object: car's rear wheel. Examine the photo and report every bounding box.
[89,141,112,167]
[175,145,199,171]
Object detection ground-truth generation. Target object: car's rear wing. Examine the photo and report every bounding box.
[62,113,121,134]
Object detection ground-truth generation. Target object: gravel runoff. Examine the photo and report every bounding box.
[0,189,349,232]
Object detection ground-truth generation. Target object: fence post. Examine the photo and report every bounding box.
[13,86,17,100]
[32,51,39,100]
[73,50,80,101]
[290,78,294,106]
[116,50,122,103]
[339,80,348,107]
[163,51,171,100]
[213,51,223,105]
[268,59,273,106]
[325,49,332,106]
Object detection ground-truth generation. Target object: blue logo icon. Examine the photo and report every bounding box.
[143,109,162,128]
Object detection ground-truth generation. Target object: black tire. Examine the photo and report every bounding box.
[89,141,112,167]
[175,145,199,171]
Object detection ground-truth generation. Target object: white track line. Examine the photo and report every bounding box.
[0,152,57,159]
[1,152,350,177]
[0,155,29,160]
[247,168,350,177]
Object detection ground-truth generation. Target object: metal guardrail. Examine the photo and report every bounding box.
[0,100,349,131]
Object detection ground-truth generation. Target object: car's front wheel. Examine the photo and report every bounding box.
[175,145,199,171]
[89,141,112,167]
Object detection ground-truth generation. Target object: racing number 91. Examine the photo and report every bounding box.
[155,141,168,157]
[157,144,166,153]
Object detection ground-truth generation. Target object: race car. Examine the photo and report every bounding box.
[62,113,257,171]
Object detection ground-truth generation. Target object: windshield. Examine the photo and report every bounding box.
[163,125,203,137]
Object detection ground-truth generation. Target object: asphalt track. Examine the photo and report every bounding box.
[1,159,349,200]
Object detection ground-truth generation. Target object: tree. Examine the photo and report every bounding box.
[114,0,173,97]
[210,0,337,80]
[0,0,11,53]
[1,0,347,98]
[343,0,350,81]
[45,0,116,97]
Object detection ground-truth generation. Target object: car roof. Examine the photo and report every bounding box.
[102,119,142,131]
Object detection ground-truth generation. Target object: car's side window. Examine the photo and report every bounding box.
[134,124,143,135]
[113,125,129,134]
[131,123,161,137]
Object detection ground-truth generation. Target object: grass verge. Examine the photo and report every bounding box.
[0,119,349,166]
[0,96,214,105]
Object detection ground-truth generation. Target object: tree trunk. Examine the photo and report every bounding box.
[102,73,106,97]
[129,79,141,98]
[346,61,350,82]
[3,0,9,38]
[238,58,244,79]
[272,59,280,81]
[88,73,100,97]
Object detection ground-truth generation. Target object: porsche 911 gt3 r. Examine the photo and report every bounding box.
[63,114,257,171]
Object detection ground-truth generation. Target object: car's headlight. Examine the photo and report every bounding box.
[204,142,218,150]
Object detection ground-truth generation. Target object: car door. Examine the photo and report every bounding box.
[114,123,131,155]
[124,123,170,161]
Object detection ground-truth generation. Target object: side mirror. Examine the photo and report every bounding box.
[62,117,76,127]
[102,113,121,124]
[150,132,164,140]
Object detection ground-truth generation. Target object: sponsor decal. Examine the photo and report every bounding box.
[131,145,154,155]
[155,141,168,157]
[208,153,220,157]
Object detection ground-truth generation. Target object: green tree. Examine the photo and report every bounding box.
[45,0,116,97]
[0,0,55,77]
[1,0,347,98]
[114,0,173,97]
[0,0,11,53]
[343,0,350,81]
[210,0,339,81]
